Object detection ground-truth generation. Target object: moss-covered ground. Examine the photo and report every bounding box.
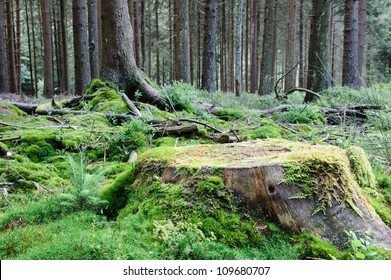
[0,81,390,260]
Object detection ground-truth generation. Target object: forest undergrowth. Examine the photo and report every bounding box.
[0,81,390,260]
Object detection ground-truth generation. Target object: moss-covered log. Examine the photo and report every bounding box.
[135,139,391,250]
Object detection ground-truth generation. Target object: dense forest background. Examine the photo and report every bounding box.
[0,0,390,99]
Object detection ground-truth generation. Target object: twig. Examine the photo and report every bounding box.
[2,193,13,207]
[278,123,298,134]
[0,121,19,129]
[274,61,301,99]
[0,182,14,186]
[0,136,21,142]
[32,182,56,194]
[178,118,225,134]
[285,87,322,100]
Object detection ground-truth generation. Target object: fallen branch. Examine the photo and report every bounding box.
[285,87,322,100]
[274,61,301,99]
[32,181,56,194]
[178,118,225,134]
[156,124,198,137]
[61,94,97,108]
[121,93,143,118]
[256,105,291,116]
[0,136,21,142]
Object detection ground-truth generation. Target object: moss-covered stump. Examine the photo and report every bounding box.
[138,139,391,250]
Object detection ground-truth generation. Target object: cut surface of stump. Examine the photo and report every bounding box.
[139,139,391,250]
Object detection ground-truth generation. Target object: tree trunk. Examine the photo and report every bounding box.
[235,0,243,97]
[298,0,306,88]
[155,0,160,85]
[15,0,21,95]
[73,0,91,95]
[59,0,69,95]
[358,0,367,85]
[5,0,17,93]
[30,0,38,97]
[131,0,141,67]
[0,0,9,94]
[305,0,331,102]
[342,0,360,89]
[284,0,297,91]
[41,0,54,98]
[259,0,276,95]
[89,0,100,79]
[249,0,259,93]
[100,0,164,109]
[178,0,191,83]
[173,0,180,80]
[201,0,217,93]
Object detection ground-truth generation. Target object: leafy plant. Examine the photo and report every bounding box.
[345,229,377,260]
[59,154,107,212]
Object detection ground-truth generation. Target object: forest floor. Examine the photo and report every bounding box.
[0,81,391,260]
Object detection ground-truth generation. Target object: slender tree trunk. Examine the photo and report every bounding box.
[179,0,191,83]
[342,0,360,89]
[100,0,164,108]
[197,3,201,89]
[358,0,367,85]
[23,0,33,95]
[73,0,91,95]
[15,0,21,95]
[235,0,243,97]
[147,0,152,77]
[41,0,54,98]
[305,0,331,102]
[259,0,276,95]
[52,3,59,93]
[155,0,160,85]
[132,0,141,67]
[59,0,69,95]
[202,0,217,92]
[173,0,180,80]
[249,0,259,93]
[245,0,250,92]
[0,0,9,94]
[220,1,226,92]
[140,0,145,68]
[330,3,336,86]
[30,0,38,97]
[284,0,297,91]
[298,0,306,88]
[89,0,100,79]
[5,0,17,93]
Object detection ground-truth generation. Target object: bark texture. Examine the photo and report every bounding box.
[0,0,9,93]
[100,0,164,108]
[41,0,54,98]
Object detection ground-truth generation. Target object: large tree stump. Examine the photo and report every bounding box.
[139,139,391,250]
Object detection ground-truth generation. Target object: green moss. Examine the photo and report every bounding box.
[0,102,28,117]
[86,78,114,95]
[281,149,363,216]
[100,164,137,218]
[89,89,128,114]
[299,233,345,260]
[215,109,247,119]
[25,144,56,163]
[346,146,377,189]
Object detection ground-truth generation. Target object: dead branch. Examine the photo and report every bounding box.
[178,118,225,134]
[156,124,198,137]
[285,87,322,100]
[274,61,301,99]
[62,94,97,108]
[121,93,143,118]
[0,136,21,142]
[256,105,291,116]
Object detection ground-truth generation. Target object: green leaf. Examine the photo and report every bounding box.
[355,252,365,260]
[353,239,362,247]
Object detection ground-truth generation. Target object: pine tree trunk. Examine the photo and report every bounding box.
[30,0,38,97]
[235,0,243,97]
[155,0,160,85]
[259,0,276,95]
[201,0,217,93]
[24,0,34,95]
[5,0,17,93]
[298,0,306,88]
[59,0,69,95]
[249,0,258,93]
[0,0,9,94]
[73,0,91,95]
[179,0,191,83]
[358,0,367,84]
[342,0,360,89]
[15,0,21,95]
[173,0,180,80]
[100,0,164,108]
[41,0,54,98]
[284,0,296,91]
[305,0,331,102]
[89,0,100,79]
[132,0,141,67]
